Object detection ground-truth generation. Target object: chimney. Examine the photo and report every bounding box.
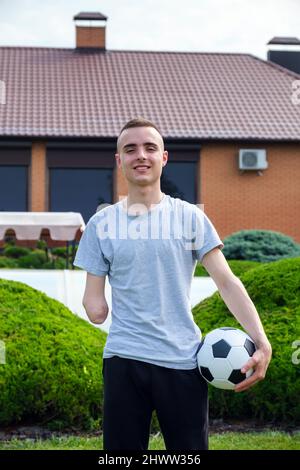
[74,12,108,50]
[267,37,300,74]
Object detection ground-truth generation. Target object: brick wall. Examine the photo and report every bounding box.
[76,26,106,49]
[4,140,299,248]
[30,142,47,211]
[200,142,300,243]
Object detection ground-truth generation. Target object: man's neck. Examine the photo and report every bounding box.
[123,187,165,214]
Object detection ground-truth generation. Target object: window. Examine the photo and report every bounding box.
[161,162,196,203]
[50,168,113,222]
[0,166,27,211]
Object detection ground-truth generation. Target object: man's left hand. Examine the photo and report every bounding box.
[234,342,272,392]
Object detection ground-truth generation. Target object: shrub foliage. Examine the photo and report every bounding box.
[0,279,106,430]
[0,242,76,270]
[193,257,300,424]
[1,258,299,429]
[222,230,300,262]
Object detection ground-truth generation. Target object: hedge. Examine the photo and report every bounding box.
[0,243,75,270]
[0,279,106,430]
[0,257,19,269]
[222,230,300,262]
[1,257,299,430]
[193,257,300,424]
[2,246,32,259]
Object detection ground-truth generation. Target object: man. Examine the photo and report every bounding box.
[73,117,272,451]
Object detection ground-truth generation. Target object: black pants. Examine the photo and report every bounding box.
[102,355,208,451]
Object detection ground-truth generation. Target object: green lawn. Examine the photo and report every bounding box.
[0,431,299,450]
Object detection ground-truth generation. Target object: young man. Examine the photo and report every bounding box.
[73,118,272,451]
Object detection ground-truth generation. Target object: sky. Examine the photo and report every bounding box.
[0,0,300,59]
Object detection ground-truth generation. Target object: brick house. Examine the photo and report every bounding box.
[0,12,300,246]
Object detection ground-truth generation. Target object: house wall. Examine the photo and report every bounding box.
[200,142,300,243]
[30,142,47,212]
[1,140,299,247]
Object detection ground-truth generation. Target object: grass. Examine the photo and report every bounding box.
[0,431,299,450]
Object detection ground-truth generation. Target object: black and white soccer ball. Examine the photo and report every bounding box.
[196,327,256,390]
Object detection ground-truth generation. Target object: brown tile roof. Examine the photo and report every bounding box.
[0,47,299,140]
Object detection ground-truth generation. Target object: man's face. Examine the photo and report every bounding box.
[115,126,168,187]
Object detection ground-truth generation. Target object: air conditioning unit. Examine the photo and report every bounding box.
[239,149,268,170]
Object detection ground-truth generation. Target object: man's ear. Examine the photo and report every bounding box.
[162,150,168,166]
[115,153,121,168]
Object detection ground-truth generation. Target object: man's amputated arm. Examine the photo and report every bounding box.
[201,247,272,392]
[83,272,109,324]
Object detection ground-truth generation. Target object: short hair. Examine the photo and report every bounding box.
[117,117,164,152]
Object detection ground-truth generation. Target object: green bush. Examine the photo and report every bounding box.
[36,240,48,250]
[0,279,107,430]
[0,243,76,269]
[193,257,300,424]
[43,258,67,270]
[194,259,262,277]
[3,246,32,259]
[0,257,19,269]
[1,258,299,430]
[17,251,48,269]
[222,230,300,262]
[51,247,68,258]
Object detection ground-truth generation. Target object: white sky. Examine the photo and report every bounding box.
[0,0,299,59]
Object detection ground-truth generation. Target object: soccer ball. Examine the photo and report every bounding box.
[196,327,256,390]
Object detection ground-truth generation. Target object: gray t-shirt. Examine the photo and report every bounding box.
[73,194,224,369]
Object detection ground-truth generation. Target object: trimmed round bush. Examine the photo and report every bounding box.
[194,259,262,277]
[17,250,48,269]
[36,240,47,250]
[193,257,300,424]
[222,230,300,262]
[3,246,32,259]
[0,279,106,430]
[51,247,68,259]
